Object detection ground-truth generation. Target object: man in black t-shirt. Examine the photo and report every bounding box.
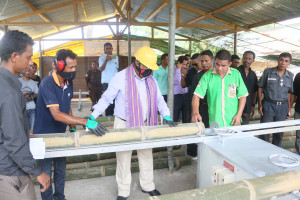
[292,72,300,155]
[237,51,258,125]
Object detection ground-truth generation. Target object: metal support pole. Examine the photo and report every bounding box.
[116,15,120,56]
[151,27,154,39]
[81,26,84,39]
[128,25,131,65]
[196,142,202,188]
[127,0,132,66]
[167,0,176,172]
[4,26,8,33]
[234,31,237,55]
[38,40,43,78]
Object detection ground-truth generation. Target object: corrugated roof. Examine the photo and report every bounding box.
[0,0,299,40]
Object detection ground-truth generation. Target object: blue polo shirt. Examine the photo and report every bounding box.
[33,72,73,134]
[99,54,119,84]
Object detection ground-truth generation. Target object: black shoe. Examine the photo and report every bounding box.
[117,196,127,200]
[142,189,161,196]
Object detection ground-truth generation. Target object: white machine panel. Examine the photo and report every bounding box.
[199,135,300,188]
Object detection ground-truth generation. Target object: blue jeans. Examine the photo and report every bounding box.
[259,100,288,147]
[38,157,66,200]
[27,109,35,130]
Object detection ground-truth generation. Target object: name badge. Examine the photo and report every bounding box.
[268,78,276,81]
[228,84,236,98]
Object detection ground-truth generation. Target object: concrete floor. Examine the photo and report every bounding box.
[34,161,197,200]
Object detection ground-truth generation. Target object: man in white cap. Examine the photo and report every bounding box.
[90,46,177,200]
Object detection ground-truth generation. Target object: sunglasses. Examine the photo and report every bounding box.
[192,63,198,67]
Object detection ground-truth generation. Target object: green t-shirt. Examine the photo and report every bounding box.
[194,68,248,127]
[153,65,168,95]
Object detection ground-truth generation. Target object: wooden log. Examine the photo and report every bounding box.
[141,171,300,200]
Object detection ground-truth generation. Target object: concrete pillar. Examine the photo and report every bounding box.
[167,0,176,172]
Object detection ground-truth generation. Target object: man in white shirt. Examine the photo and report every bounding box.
[98,42,119,116]
[19,68,39,130]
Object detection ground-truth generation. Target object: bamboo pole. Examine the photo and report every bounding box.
[34,122,205,149]
[141,171,300,200]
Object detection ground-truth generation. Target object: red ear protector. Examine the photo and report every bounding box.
[54,59,66,72]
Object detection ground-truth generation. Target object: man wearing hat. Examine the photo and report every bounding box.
[90,46,177,200]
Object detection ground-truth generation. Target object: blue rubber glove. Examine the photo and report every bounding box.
[88,115,95,121]
[85,115,108,136]
[163,115,177,127]
[69,128,76,132]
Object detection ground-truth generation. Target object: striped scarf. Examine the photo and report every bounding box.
[125,63,158,128]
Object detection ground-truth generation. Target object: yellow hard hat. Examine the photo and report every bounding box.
[134,46,159,70]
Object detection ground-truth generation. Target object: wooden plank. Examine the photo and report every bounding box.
[160,0,238,27]
[132,22,234,29]
[154,27,191,39]
[22,0,59,31]
[110,0,127,19]
[211,0,251,15]
[127,0,131,20]
[74,3,78,22]
[1,21,233,29]
[1,0,89,22]
[176,6,180,25]
[81,2,88,21]
[132,0,150,20]
[144,3,168,22]
[114,0,121,15]
[33,16,116,40]
[121,0,128,12]
[185,0,250,25]
[0,21,127,26]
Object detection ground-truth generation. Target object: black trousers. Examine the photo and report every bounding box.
[258,100,288,147]
[173,94,188,122]
[102,83,114,116]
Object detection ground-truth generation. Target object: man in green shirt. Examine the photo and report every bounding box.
[191,50,248,127]
[153,53,168,102]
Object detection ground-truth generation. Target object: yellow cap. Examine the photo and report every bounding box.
[134,46,159,70]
